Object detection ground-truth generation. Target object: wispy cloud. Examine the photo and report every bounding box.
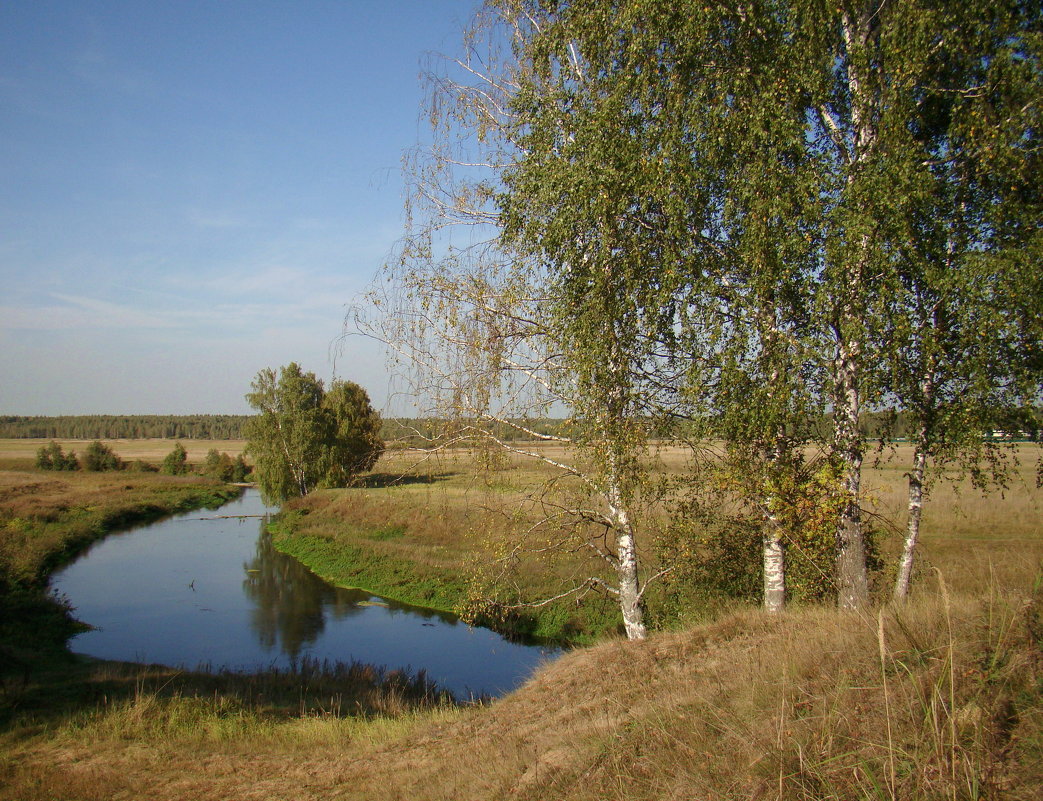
[1,294,173,330]
[0,286,350,333]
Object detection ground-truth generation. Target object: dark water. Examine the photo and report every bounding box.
[49,490,558,697]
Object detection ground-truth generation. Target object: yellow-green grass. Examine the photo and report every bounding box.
[0,445,1040,800]
[0,438,248,467]
[273,447,628,641]
[272,443,1043,638]
[2,576,1039,800]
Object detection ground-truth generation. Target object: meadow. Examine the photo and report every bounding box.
[271,442,1043,637]
[0,439,1040,799]
[0,438,248,464]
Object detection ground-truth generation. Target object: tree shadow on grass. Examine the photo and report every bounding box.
[356,471,457,489]
[0,652,463,734]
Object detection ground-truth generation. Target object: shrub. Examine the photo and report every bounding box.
[161,442,189,475]
[34,441,79,471]
[82,440,123,472]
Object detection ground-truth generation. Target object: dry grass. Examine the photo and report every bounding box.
[0,438,247,464]
[2,575,1039,800]
[0,442,1039,799]
[279,443,1042,633]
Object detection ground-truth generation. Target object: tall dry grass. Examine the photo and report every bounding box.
[0,444,1039,800]
[2,570,1038,801]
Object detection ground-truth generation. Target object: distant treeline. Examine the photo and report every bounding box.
[0,415,252,440]
[0,415,571,443]
[2,411,1036,444]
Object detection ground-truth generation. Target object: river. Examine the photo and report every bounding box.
[49,489,558,698]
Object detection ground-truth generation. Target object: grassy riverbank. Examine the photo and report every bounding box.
[0,467,244,669]
[270,445,1043,642]
[2,576,1040,800]
[0,464,460,770]
[268,451,630,643]
[1,445,1040,799]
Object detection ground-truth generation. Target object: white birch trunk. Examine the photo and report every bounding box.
[606,456,647,641]
[833,8,877,611]
[894,364,936,602]
[893,438,927,602]
[835,337,869,610]
[763,527,786,614]
[762,434,786,614]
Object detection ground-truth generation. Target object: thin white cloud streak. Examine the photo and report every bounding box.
[0,287,360,333]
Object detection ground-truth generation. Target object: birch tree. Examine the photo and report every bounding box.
[876,1,1043,600]
[356,3,668,639]
[494,0,1041,611]
[499,0,833,612]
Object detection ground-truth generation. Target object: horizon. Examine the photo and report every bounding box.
[1,1,476,417]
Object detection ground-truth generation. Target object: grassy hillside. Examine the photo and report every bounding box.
[0,443,1039,799]
[1,575,1039,800]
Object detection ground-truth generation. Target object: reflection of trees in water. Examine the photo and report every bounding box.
[242,525,462,659]
[243,529,362,657]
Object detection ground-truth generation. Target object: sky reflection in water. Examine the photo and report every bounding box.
[50,490,558,698]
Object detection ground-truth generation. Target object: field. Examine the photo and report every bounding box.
[269,443,1043,636]
[0,438,248,465]
[0,441,1041,799]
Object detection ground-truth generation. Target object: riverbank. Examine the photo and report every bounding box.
[2,575,1040,800]
[267,455,627,644]
[267,444,1043,645]
[1,448,1041,799]
[0,468,242,671]
[0,467,460,732]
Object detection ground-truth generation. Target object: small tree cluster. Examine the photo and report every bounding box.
[202,449,250,482]
[82,440,123,472]
[245,364,383,504]
[160,442,189,476]
[35,441,79,471]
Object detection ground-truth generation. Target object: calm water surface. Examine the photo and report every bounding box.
[49,490,558,697]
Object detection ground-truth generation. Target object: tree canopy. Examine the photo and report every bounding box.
[374,0,1040,629]
[244,363,383,505]
[493,0,1042,609]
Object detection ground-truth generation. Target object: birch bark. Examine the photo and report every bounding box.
[893,434,927,602]
[832,7,879,610]
[606,456,648,640]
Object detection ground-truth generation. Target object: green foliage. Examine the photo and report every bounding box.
[272,523,608,644]
[320,380,384,487]
[160,442,188,475]
[663,458,884,606]
[82,440,123,472]
[201,448,239,482]
[230,454,250,483]
[489,0,1042,609]
[34,441,79,471]
[245,363,383,504]
[0,414,252,439]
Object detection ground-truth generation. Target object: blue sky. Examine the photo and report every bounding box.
[0,0,475,415]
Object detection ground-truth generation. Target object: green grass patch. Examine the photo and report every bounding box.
[268,504,619,645]
[367,523,407,541]
[272,529,468,613]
